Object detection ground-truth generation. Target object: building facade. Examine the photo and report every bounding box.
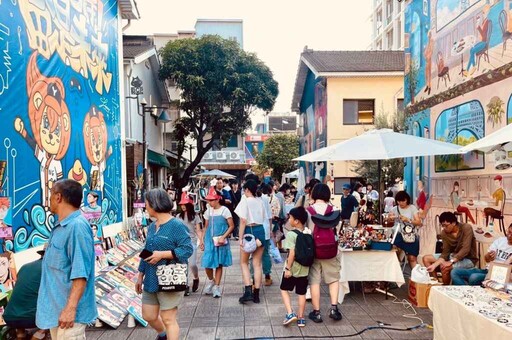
[370,0,406,50]
[404,0,512,226]
[293,49,404,200]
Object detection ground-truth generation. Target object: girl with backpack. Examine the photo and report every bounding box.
[280,207,313,327]
[306,184,342,323]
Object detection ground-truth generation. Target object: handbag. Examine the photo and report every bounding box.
[394,206,416,244]
[156,261,188,292]
[349,211,359,227]
[211,207,229,246]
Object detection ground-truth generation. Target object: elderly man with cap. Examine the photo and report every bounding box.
[484,175,506,226]
[340,183,359,222]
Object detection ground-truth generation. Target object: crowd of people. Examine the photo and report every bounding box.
[5,174,511,340]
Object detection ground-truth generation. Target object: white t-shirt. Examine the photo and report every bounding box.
[390,205,418,220]
[204,206,232,220]
[489,237,512,263]
[235,196,268,225]
[306,201,339,232]
[260,194,272,240]
[352,191,361,203]
[180,214,202,244]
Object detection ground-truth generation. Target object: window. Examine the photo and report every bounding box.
[227,135,238,148]
[397,20,402,48]
[150,165,159,188]
[397,98,404,113]
[386,29,394,49]
[343,100,375,125]
[386,0,393,23]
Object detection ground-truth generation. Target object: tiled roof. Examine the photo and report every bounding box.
[123,44,154,59]
[291,49,404,112]
[302,50,404,73]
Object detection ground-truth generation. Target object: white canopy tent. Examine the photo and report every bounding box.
[294,129,465,162]
[191,169,235,178]
[284,169,300,179]
[460,123,512,153]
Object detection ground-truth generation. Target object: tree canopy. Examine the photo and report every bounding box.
[257,134,299,179]
[159,35,279,189]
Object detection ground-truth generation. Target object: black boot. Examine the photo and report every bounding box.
[192,279,199,292]
[239,285,253,304]
[253,288,260,304]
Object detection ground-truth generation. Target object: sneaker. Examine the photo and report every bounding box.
[264,277,273,286]
[204,280,215,295]
[297,318,306,327]
[329,308,342,321]
[212,285,222,298]
[308,310,323,323]
[184,286,190,296]
[282,312,298,326]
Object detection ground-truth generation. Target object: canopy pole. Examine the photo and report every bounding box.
[378,159,382,224]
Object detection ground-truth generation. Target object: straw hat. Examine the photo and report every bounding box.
[178,192,194,205]
[205,186,222,201]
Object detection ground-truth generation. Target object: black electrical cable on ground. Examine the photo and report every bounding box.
[225,322,428,340]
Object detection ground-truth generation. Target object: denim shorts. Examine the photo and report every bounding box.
[245,224,266,245]
[434,253,475,269]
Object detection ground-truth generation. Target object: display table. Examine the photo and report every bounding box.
[428,286,512,340]
[338,249,405,303]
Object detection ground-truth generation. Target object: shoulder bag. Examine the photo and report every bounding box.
[395,206,416,243]
[156,260,188,292]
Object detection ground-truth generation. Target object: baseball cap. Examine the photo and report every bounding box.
[494,175,503,181]
[342,183,351,190]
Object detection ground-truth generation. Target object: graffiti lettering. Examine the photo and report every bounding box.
[0,23,11,96]
[19,0,112,94]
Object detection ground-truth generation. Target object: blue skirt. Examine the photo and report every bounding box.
[244,225,266,245]
[202,236,232,269]
[393,233,420,256]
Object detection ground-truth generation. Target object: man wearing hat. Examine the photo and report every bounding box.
[484,175,506,226]
[340,184,358,221]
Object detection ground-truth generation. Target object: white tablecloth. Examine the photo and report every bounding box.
[428,286,512,340]
[338,249,405,303]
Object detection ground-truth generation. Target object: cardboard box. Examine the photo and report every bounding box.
[408,279,442,308]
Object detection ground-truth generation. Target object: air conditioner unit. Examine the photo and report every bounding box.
[229,151,240,161]
[216,151,227,160]
[203,152,214,161]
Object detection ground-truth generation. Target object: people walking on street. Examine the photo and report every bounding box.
[307,184,342,323]
[230,179,242,240]
[258,183,274,286]
[201,187,234,298]
[178,192,202,295]
[236,179,269,304]
[36,179,97,340]
[280,207,311,328]
[136,188,193,340]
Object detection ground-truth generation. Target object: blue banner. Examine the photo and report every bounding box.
[0,1,122,251]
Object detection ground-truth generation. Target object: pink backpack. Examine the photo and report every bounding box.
[307,205,338,259]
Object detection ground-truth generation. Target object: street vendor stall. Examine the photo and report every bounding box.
[428,286,512,340]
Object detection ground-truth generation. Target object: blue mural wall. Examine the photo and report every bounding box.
[298,70,327,182]
[0,1,122,251]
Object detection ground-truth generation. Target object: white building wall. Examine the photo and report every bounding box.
[370,0,404,50]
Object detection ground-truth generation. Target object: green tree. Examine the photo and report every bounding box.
[257,134,299,179]
[351,110,405,189]
[159,35,279,191]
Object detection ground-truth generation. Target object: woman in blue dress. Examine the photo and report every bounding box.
[200,187,234,298]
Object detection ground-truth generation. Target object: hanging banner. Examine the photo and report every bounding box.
[0,1,122,251]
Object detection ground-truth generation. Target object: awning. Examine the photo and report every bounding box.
[148,149,171,168]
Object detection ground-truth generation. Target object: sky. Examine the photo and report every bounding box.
[127,0,373,127]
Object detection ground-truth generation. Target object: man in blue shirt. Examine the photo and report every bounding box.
[340,184,359,220]
[36,179,97,339]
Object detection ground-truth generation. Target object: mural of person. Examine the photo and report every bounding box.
[82,191,102,213]
[464,4,491,77]
[450,181,476,224]
[14,52,71,208]
[484,175,506,226]
[0,252,17,290]
[0,197,10,228]
[83,105,112,194]
[424,30,433,95]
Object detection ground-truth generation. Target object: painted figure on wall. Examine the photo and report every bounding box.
[0,252,16,290]
[424,30,433,95]
[14,53,71,208]
[84,106,112,193]
[484,174,506,225]
[465,4,491,77]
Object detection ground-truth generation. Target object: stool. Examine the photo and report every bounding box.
[490,214,506,235]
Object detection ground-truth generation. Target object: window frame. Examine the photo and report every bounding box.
[342,99,376,125]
